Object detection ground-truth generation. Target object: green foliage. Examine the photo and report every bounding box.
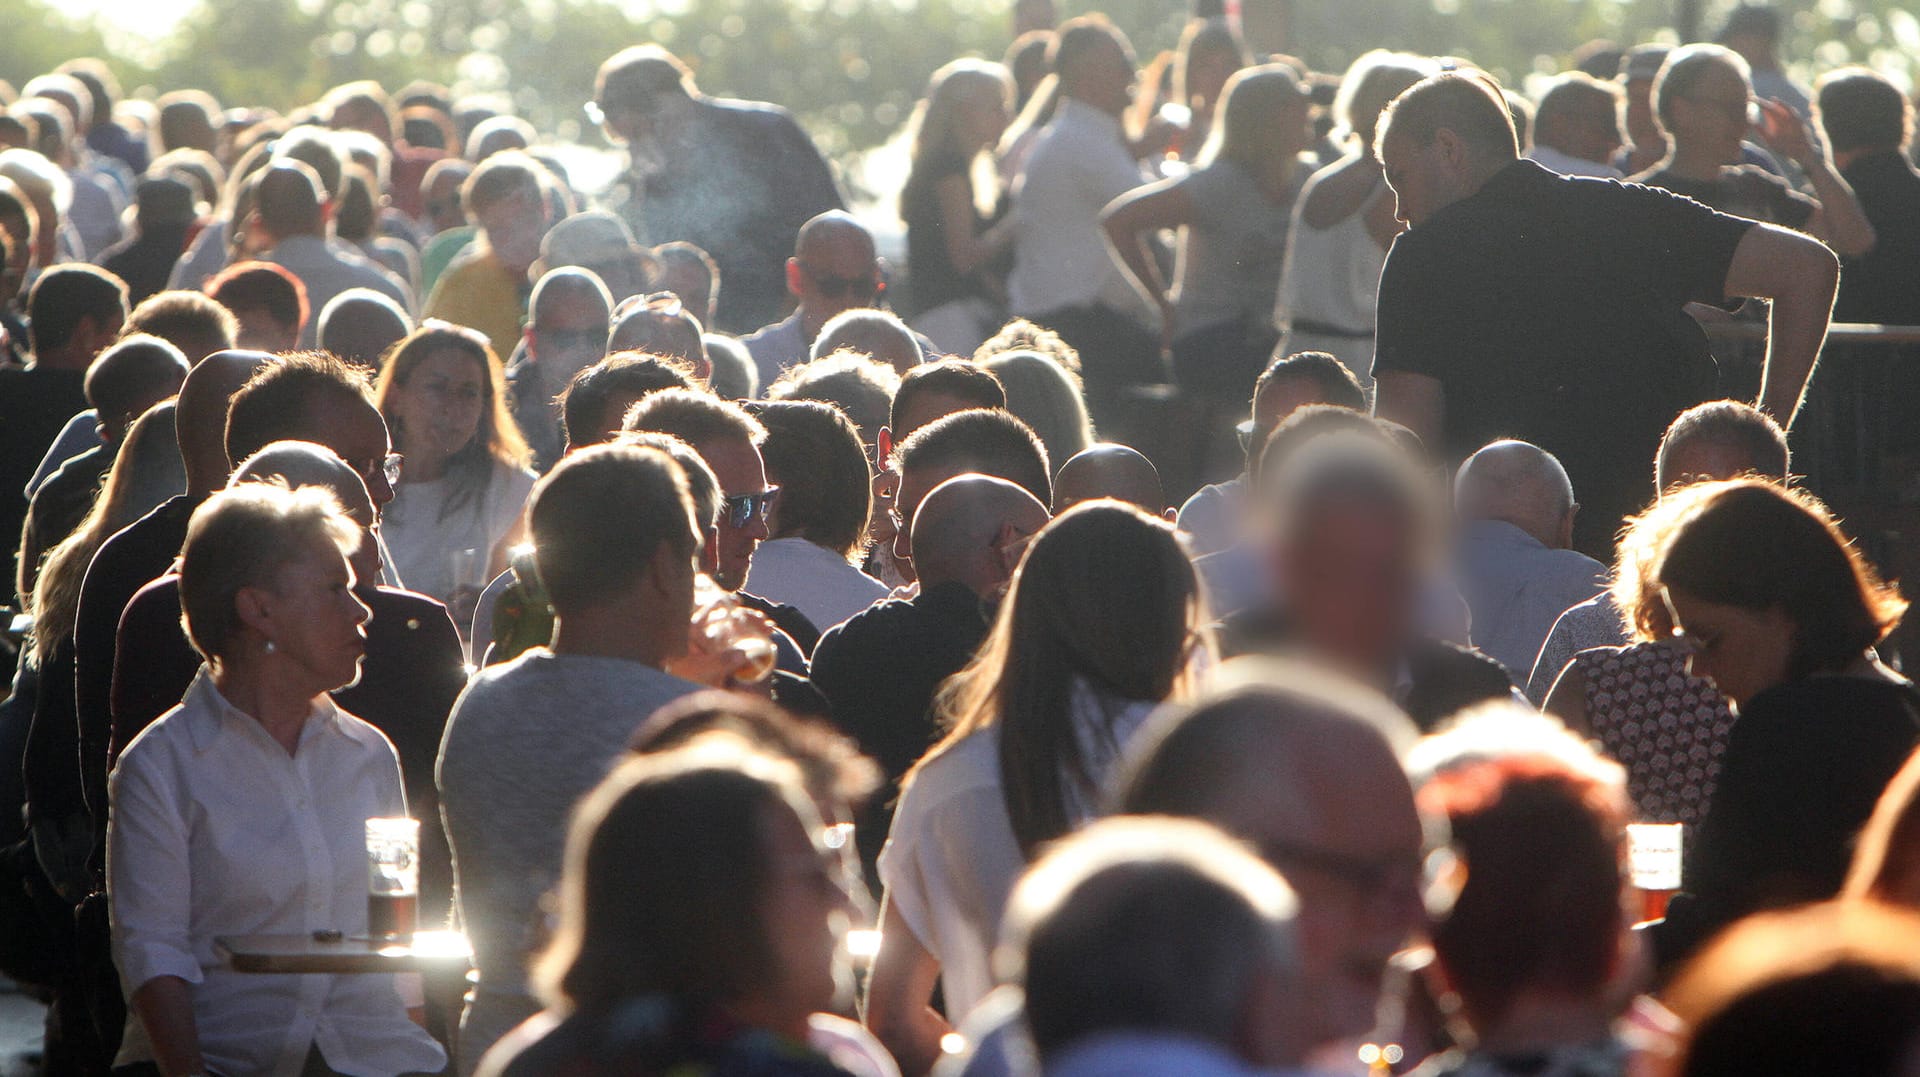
[0,0,1911,154]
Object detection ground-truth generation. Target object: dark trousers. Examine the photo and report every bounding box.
[1025,304,1166,428]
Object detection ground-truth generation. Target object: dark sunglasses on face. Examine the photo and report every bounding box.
[535,327,606,352]
[801,264,882,302]
[722,487,780,529]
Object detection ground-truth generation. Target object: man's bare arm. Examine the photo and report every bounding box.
[1720,223,1840,430]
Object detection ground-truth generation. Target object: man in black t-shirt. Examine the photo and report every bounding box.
[1630,44,1874,258]
[1371,71,1839,557]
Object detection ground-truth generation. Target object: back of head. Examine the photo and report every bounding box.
[1652,479,1906,679]
[1254,351,1368,422]
[1052,443,1165,515]
[537,748,812,1014]
[980,350,1093,468]
[1003,816,1298,1061]
[896,406,1051,506]
[461,149,545,217]
[1417,740,1629,1031]
[157,90,220,153]
[1206,63,1308,169]
[1050,15,1127,89]
[1265,426,1440,563]
[558,353,695,449]
[1817,66,1911,157]
[767,349,901,446]
[86,334,190,427]
[205,260,309,342]
[811,308,922,373]
[909,473,1049,588]
[594,45,697,120]
[528,442,698,616]
[891,359,1005,437]
[273,126,346,201]
[975,318,1081,375]
[1535,72,1622,140]
[1656,399,1790,492]
[316,288,412,369]
[465,115,536,162]
[127,290,240,364]
[623,386,765,456]
[630,690,882,814]
[944,502,1198,854]
[225,351,374,465]
[1453,439,1576,546]
[1668,903,1920,1077]
[28,264,128,360]
[530,265,615,325]
[755,399,872,560]
[1378,70,1520,164]
[252,158,327,240]
[608,295,705,368]
[704,335,757,401]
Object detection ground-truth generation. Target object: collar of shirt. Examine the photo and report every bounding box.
[181,666,349,756]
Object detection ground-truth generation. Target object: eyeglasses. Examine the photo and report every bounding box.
[799,262,882,302]
[1260,839,1459,915]
[721,487,779,529]
[354,452,405,488]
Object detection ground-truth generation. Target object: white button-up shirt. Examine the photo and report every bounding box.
[1007,97,1150,319]
[109,670,447,1077]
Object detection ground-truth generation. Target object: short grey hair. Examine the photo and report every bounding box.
[998,815,1299,1058]
[178,482,360,661]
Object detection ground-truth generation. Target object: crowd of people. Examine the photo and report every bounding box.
[2,1,1920,1075]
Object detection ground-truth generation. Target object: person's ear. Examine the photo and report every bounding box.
[785,257,805,299]
[1161,506,1178,524]
[234,584,278,643]
[876,427,894,467]
[1436,127,1469,173]
[523,326,537,360]
[642,541,681,602]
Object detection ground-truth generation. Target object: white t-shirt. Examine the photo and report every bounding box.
[878,684,1160,1017]
[742,536,890,635]
[383,460,536,604]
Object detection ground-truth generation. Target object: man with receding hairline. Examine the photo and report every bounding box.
[742,211,886,390]
[508,267,614,470]
[1373,69,1840,559]
[1452,440,1606,685]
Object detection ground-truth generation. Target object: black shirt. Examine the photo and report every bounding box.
[903,150,994,316]
[1834,150,1920,325]
[614,97,844,334]
[1656,676,1920,968]
[1635,163,1817,230]
[1374,160,1754,557]
[810,580,991,884]
[18,443,111,600]
[0,367,87,600]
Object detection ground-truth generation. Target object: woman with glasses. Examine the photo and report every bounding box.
[375,322,535,620]
[1644,479,1915,969]
[865,502,1209,1074]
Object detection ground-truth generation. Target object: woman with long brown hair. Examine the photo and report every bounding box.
[865,501,1209,1074]
[374,320,534,614]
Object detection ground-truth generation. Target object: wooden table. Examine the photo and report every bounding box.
[216,930,473,975]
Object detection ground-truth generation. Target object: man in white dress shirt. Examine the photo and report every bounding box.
[1007,16,1160,418]
[1526,73,1626,179]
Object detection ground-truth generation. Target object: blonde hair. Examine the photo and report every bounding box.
[903,59,1013,221]
[177,481,361,661]
[1331,50,1439,154]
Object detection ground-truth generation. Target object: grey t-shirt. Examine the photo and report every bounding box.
[1172,158,1306,337]
[437,650,698,1070]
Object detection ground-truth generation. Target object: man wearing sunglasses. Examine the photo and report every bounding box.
[742,210,889,393]
[623,388,821,656]
[507,268,614,471]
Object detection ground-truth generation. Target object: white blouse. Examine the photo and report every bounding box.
[878,682,1161,1019]
[108,671,446,1077]
[383,459,536,603]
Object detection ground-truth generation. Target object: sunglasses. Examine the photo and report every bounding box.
[612,290,686,321]
[354,452,405,488]
[722,487,779,529]
[800,262,882,302]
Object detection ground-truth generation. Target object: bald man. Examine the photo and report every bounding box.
[811,473,1049,887]
[1052,443,1171,518]
[509,268,615,469]
[741,210,882,390]
[1452,439,1606,685]
[255,160,412,346]
[316,287,413,372]
[111,439,468,919]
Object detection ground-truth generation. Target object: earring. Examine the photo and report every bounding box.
[264,639,278,655]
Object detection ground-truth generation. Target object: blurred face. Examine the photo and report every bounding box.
[1662,586,1795,709]
[476,189,548,275]
[1672,63,1754,166]
[1189,48,1241,110]
[394,347,487,462]
[1624,79,1660,143]
[1074,36,1138,117]
[424,172,466,233]
[1273,96,1315,161]
[960,84,1012,151]
[1561,95,1625,164]
[793,238,880,321]
[700,435,772,591]
[531,290,611,383]
[1276,502,1420,680]
[754,801,855,1031]
[253,536,372,695]
[1221,744,1431,1046]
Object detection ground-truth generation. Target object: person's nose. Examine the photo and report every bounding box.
[350,591,373,628]
[745,514,771,542]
